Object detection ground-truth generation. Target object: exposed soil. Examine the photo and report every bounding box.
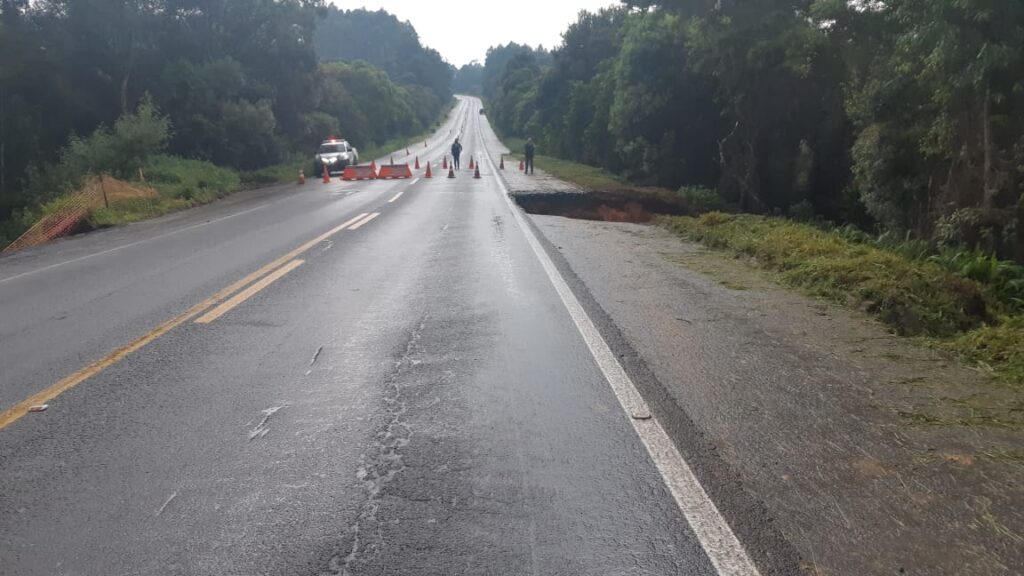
[483,127,1024,575]
[513,189,690,224]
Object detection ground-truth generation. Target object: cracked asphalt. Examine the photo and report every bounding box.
[0,98,787,575]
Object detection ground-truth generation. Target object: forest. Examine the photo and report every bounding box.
[483,0,1024,263]
[0,1,453,245]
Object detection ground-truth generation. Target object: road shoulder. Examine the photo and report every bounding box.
[493,158,1023,575]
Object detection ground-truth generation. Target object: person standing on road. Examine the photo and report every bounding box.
[451,138,463,170]
[524,138,536,175]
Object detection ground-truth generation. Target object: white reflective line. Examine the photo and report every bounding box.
[0,202,272,286]
[348,213,380,230]
[388,192,404,203]
[410,178,421,186]
[475,105,761,576]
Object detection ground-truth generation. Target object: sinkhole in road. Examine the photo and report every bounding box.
[511,189,691,223]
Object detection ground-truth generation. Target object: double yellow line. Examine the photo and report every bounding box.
[0,211,380,430]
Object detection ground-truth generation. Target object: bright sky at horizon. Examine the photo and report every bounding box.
[329,0,621,67]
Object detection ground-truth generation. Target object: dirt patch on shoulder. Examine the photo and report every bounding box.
[513,188,690,224]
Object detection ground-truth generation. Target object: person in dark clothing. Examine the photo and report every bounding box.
[451,138,463,170]
[524,138,536,175]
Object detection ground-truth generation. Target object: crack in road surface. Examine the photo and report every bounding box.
[326,319,426,576]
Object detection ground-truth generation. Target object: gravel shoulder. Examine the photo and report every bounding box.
[493,154,1024,575]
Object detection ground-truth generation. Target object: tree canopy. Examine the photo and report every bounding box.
[0,1,454,243]
[484,1,1024,261]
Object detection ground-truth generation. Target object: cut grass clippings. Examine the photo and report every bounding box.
[660,212,1024,387]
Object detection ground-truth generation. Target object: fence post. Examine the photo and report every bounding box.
[99,175,109,208]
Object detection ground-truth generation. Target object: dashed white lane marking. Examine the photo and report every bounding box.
[388,192,404,203]
[474,106,761,576]
[410,178,421,186]
[348,213,380,230]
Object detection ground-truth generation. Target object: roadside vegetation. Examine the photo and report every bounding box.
[479,1,1024,389]
[502,136,627,190]
[89,156,242,228]
[498,129,1024,386]
[0,3,455,249]
[481,2,1024,266]
[664,213,1024,386]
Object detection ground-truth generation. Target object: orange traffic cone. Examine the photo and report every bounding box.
[425,162,433,178]
[298,169,306,185]
[322,167,330,184]
[447,166,456,179]
[442,156,448,169]
[499,156,505,170]
[469,157,475,170]
[519,159,524,171]
[415,156,420,170]
[474,165,481,179]
[370,160,377,173]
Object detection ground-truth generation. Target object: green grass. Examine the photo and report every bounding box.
[660,212,1024,386]
[7,101,462,242]
[88,155,241,227]
[501,136,628,190]
[949,317,1024,385]
[241,153,308,187]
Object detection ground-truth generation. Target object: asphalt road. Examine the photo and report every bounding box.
[0,98,773,575]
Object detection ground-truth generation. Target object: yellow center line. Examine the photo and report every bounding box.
[349,213,380,230]
[195,259,305,324]
[0,211,372,431]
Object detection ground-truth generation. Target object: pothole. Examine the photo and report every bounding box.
[511,189,690,223]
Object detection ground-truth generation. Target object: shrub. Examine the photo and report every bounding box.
[144,155,240,203]
[26,97,171,200]
[678,186,728,213]
[930,250,1024,311]
[788,199,815,222]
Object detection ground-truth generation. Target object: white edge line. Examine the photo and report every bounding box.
[475,104,761,576]
[348,213,380,230]
[0,202,273,286]
[3,100,463,284]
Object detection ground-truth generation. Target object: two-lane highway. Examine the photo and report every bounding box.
[0,97,770,575]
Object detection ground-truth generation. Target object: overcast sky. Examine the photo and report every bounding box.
[329,1,621,67]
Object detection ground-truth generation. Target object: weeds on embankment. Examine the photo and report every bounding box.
[661,212,1024,386]
[87,155,242,228]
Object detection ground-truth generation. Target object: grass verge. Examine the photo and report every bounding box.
[88,155,241,227]
[240,153,308,187]
[661,212,1023,386]
[501,136,628,190]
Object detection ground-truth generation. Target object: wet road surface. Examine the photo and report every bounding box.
[0,98,775,575]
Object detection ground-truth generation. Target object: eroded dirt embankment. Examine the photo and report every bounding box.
[487,125,1024,574]
[512,188,690,223]
[502,186,1023,575]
